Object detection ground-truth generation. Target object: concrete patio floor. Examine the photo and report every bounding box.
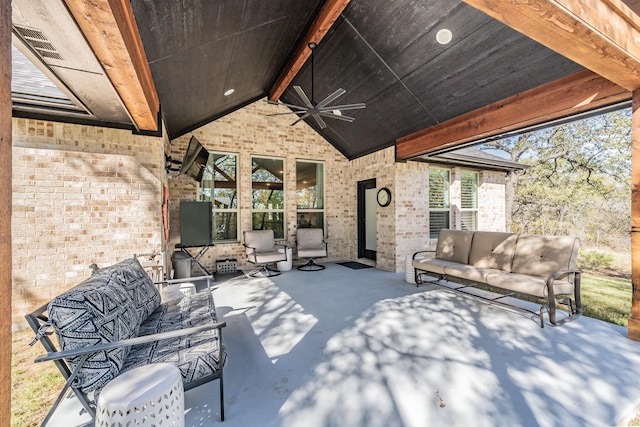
[48,263,640,426]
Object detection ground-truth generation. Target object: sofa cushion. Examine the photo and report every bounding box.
[412,257,461,275]
[93,258,161,322]
[435,229,474,264]
[48,275,140,393]
[297,228,325,250]
[468,232,517,272]
[443,263,503,283]
[123,291,226,385]
[485,271,575,298]
[511,235,580,279]
[244,230,276,254]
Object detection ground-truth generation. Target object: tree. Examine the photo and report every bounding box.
[480,108,631,248]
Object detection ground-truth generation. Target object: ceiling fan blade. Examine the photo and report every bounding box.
[291,112,311,126]
[265,99,308,110]
[319,103,366,111]
[293,86,315,109]
[316,88,346,109]
[319,112,355,122]
[310,112,327,129]
[266,111,307,116]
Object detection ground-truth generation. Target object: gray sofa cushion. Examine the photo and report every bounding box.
[123,291,226,386]
[48,275,140,393]
[297,228,327,258]
[93,258,161,322]
[244,230,277,253]
[435,229,474,264]
[511,235,580,279]
[468,232,517,272]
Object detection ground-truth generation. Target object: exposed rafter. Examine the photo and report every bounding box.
[63,0,159,131]
[396,70,630,160]
[268,0,351,102]
[463,0,640,91]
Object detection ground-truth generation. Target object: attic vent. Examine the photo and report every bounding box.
[14,25,64,61]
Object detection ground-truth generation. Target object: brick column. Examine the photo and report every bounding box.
[630,90,640,341]
[0,0,12,422]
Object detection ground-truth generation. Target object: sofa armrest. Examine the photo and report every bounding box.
[413,250,435,260]
[35,321,227,363]
[545,268,582,296]
[156,275,215,292]
[274,243,289,258]
[158,275,214,285]
[242,243,259,263]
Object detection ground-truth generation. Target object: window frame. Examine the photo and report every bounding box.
[429,168,451,239]
[198,151,239,243]
[295,160,325,233]
[460,170,479,232]
[251,155,286,239]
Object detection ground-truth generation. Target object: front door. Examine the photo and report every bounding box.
[357,178,377,260]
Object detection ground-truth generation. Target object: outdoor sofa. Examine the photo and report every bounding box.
[25,258,226,425]
[412,229,582,327]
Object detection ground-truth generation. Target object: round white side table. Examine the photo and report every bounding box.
[277,247,293,272]
[96,363,184,427]
[162,282,197,302]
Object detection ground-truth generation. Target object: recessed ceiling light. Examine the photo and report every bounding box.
[224,88,235,96]
[436,29,452,45]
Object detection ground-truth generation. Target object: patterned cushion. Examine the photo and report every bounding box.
[122,291,227,386]
[93,258,161,322]
[48,275,140,393]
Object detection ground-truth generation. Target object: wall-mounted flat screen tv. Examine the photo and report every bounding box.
[180,136,210,181]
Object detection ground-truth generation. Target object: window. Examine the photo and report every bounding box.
[460,171,478,231]
[429,169,450,239]
[296,161,324,230]
[251,157,285,239]
[199,152,238,242]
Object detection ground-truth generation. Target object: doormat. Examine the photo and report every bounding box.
[336,261,373,270]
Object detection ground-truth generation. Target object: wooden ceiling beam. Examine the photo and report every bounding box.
[462,0,640,91]
[63,0,159,131]
[268,0,351,101]
[396,70,630,160]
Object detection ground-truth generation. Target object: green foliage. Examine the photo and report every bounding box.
[578,251,614,270]
[482,109,631,250]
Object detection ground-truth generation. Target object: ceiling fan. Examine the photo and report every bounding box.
[266,42,366,129]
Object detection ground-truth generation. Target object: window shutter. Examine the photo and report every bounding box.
[461,172,477,209]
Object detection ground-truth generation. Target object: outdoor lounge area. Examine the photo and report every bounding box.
[41,265,640,427]
[7,0,640,425]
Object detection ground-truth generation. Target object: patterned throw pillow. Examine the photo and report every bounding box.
[48,274,140,393]
[93,258,161,322]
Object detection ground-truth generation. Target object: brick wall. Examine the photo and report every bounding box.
[478,171,507,231]
[10,109,511,329]
[166,101,511,275]
[167,100,351,271]
[394,159,430,272]
[12,119,166,329]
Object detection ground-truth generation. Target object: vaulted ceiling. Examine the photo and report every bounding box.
[10,0,640,160]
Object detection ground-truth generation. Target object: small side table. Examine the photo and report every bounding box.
[96,363,184,427]
[161,282,197,302]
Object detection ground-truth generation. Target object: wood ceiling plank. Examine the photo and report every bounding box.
[64,0,159,131]
[269,0,351,101]
[395,70,630,159]
[463,0,640,91]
